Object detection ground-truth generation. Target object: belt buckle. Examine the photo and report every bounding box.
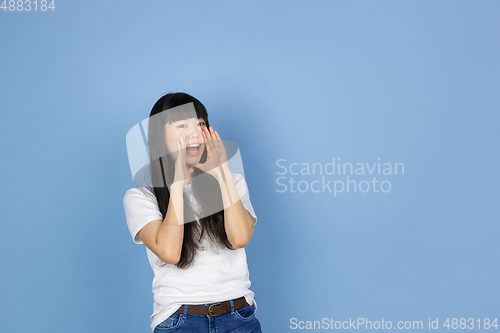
[208,302,222,317]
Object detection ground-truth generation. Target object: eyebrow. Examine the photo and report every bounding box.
[171,118,205,125]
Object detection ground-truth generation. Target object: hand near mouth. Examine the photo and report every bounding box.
[172,133,195,188]
[193,126,228,178]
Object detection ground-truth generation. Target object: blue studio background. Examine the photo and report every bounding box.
[1,1,499,332]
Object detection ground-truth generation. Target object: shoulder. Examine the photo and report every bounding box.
[230,172,258,224]
[231,172,248,188]
[232,172,251,185]
[231,172,244,183]
[231,172,252,197]
[123,184,156,204]
[123,186,147,198]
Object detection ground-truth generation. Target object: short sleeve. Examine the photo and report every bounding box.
[232,173,258,225]
[123,187,164,244]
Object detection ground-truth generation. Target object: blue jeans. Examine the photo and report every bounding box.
[153,299,262,333]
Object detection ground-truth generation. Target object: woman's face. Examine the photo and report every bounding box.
[164,117,206,166]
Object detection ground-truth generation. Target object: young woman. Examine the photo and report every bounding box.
[123,92,262,332]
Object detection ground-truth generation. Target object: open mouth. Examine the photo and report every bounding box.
[186,143,201,156]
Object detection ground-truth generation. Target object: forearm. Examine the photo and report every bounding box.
[156,183,185,263]
[216,163,254,248]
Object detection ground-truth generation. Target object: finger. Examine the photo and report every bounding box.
[180,133,185,149]
[210,126,221,149]
[179,134,186,162]
[176,142,182,163]
[209,126,215,141]
[175,142,183,180]
[203,127,214,151]
[202,130,211,154]
[207,126,217,148]
[202,129,214,170]
[214,130,222,149]
[202,126,210,149]
[202,131,212,162]
[206,142,211,162]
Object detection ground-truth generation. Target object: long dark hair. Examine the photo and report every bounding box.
[147,92,235,269]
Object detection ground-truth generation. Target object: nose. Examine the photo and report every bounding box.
[187,123,201,139]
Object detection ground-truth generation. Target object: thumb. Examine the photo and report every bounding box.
[176,143,182,163]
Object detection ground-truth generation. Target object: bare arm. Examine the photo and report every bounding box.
[216,163,255,248]
[136,183,185,264]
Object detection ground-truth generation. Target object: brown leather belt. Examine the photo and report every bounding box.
[175,296,248,316]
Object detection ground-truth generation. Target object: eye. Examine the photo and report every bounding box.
[198,121,206,126]
[177,124,187,128]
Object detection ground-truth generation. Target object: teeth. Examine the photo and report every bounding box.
[187,144,200,148]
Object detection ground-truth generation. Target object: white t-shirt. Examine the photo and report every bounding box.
[123,172,258,332]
